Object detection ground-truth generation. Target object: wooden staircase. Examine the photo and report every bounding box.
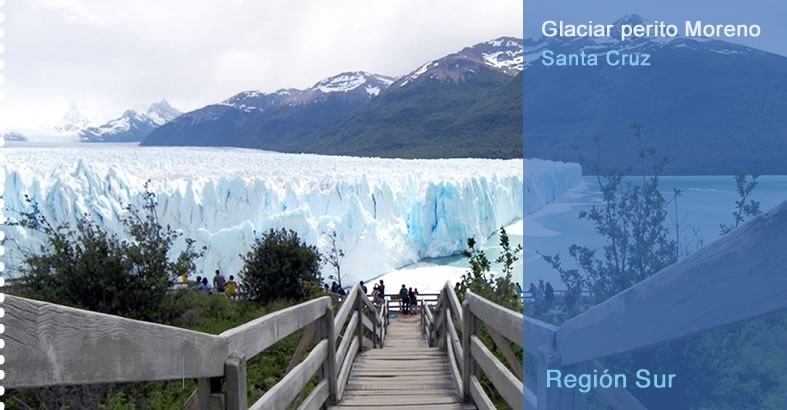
[331,314,474,410]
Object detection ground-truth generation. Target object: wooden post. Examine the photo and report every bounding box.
[323,306,339,405]
[356,287,365,353]
[225,354,247,410]
[536,344,560,410]
[461,300,474,403]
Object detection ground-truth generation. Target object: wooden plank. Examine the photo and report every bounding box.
[225,354,248,410]
[557,202,787,366]
[524,316,557,355]
[337,312,359,368]
[286,322,317,372]
[442,281,464,330]
[525,385,538,410]
[5,295,229,388]
[469,375,495,410]
[297,379,329,410]
[362,313,375,333]
[250,340,328,410]
[324,306,339,405]
[342,389,455,396]
[461,301,474,402]
[486,327,522,380]
[330,404,473,410]
[337,338,360,400]
[445,334,463,397]
[445,309,464,374]
[221,297,330,360]
[335,284,360,335]
[466,291,523,347]
[470,336,523,410]
[340,395,461,405]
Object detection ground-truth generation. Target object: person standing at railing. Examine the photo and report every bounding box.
[528,282,537,300]
[399,284,409,313]
[545,281,555,306]
[515,282,523,298]
[376,280,386,304]
[409,287,418,314]
[360,280,368,295]
[213,269,226,294]
[225,275,238,299]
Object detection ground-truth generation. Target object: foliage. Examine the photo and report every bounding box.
[239,228,322,304]
[9,184,204,322]
[535,126,783,409]
[720,173,762,234]
[323,230,345,288]
[542,126,677,302]
[457,227,522,311]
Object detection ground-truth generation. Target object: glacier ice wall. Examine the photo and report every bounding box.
[525,159,583,214]
[3,146,579,283]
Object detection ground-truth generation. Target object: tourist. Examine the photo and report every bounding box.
[515,282,523,298]
[528,283,537,300]
[225,275,238,299]
[213,269,226,293]
[409,287,418,313]
[360,280,368,295]
[399,284,409,313]
[377,280,386,300]
[195,275,202,289]
[536,280,546,305]
[198,277,211,293]
[324,283,330,293]
[373,284,382,304]
[545,282,555,306]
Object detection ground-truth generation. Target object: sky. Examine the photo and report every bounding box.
[526,0,787,56]
[0,0,522,130]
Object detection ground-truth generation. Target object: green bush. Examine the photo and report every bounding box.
[239,228,322,304]
[10,188,203,322]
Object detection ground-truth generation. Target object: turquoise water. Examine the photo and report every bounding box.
[523,176,787,288]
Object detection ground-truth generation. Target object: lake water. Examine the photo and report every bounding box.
[524,176,787,288]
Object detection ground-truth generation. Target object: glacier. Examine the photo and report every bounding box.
[3,145,580,284]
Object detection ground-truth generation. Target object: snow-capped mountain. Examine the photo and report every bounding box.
[524,14,787,174]
[54,104,92,133]
[1,130,28,142]
[143,72,396,149]
[142,38,523,158]
[396,36,522,88]
[80,100,181,143]
[219,71,397,113]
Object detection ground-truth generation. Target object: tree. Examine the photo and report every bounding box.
[458,227,522,311]
[542,126,677,302]
[10,183,204,322]
[324,230,345,288]
[720,173,762,235]
[239,228,322,304]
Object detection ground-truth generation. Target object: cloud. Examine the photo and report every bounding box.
[1,0,521,129]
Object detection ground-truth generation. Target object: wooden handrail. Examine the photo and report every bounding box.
[556,200,787,367]
[6,295,230,388]
[220,297,331,360]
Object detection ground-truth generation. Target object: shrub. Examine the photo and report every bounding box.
[239,228,322,304]
[10,187,203,322]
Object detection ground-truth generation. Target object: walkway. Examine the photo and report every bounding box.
[330,313,475,410]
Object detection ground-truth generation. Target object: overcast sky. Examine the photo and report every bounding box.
[1,0,522,129]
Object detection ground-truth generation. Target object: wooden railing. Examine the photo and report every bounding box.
[523,201,787,409]
[6,282,387,410]
[421,281,525,410]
